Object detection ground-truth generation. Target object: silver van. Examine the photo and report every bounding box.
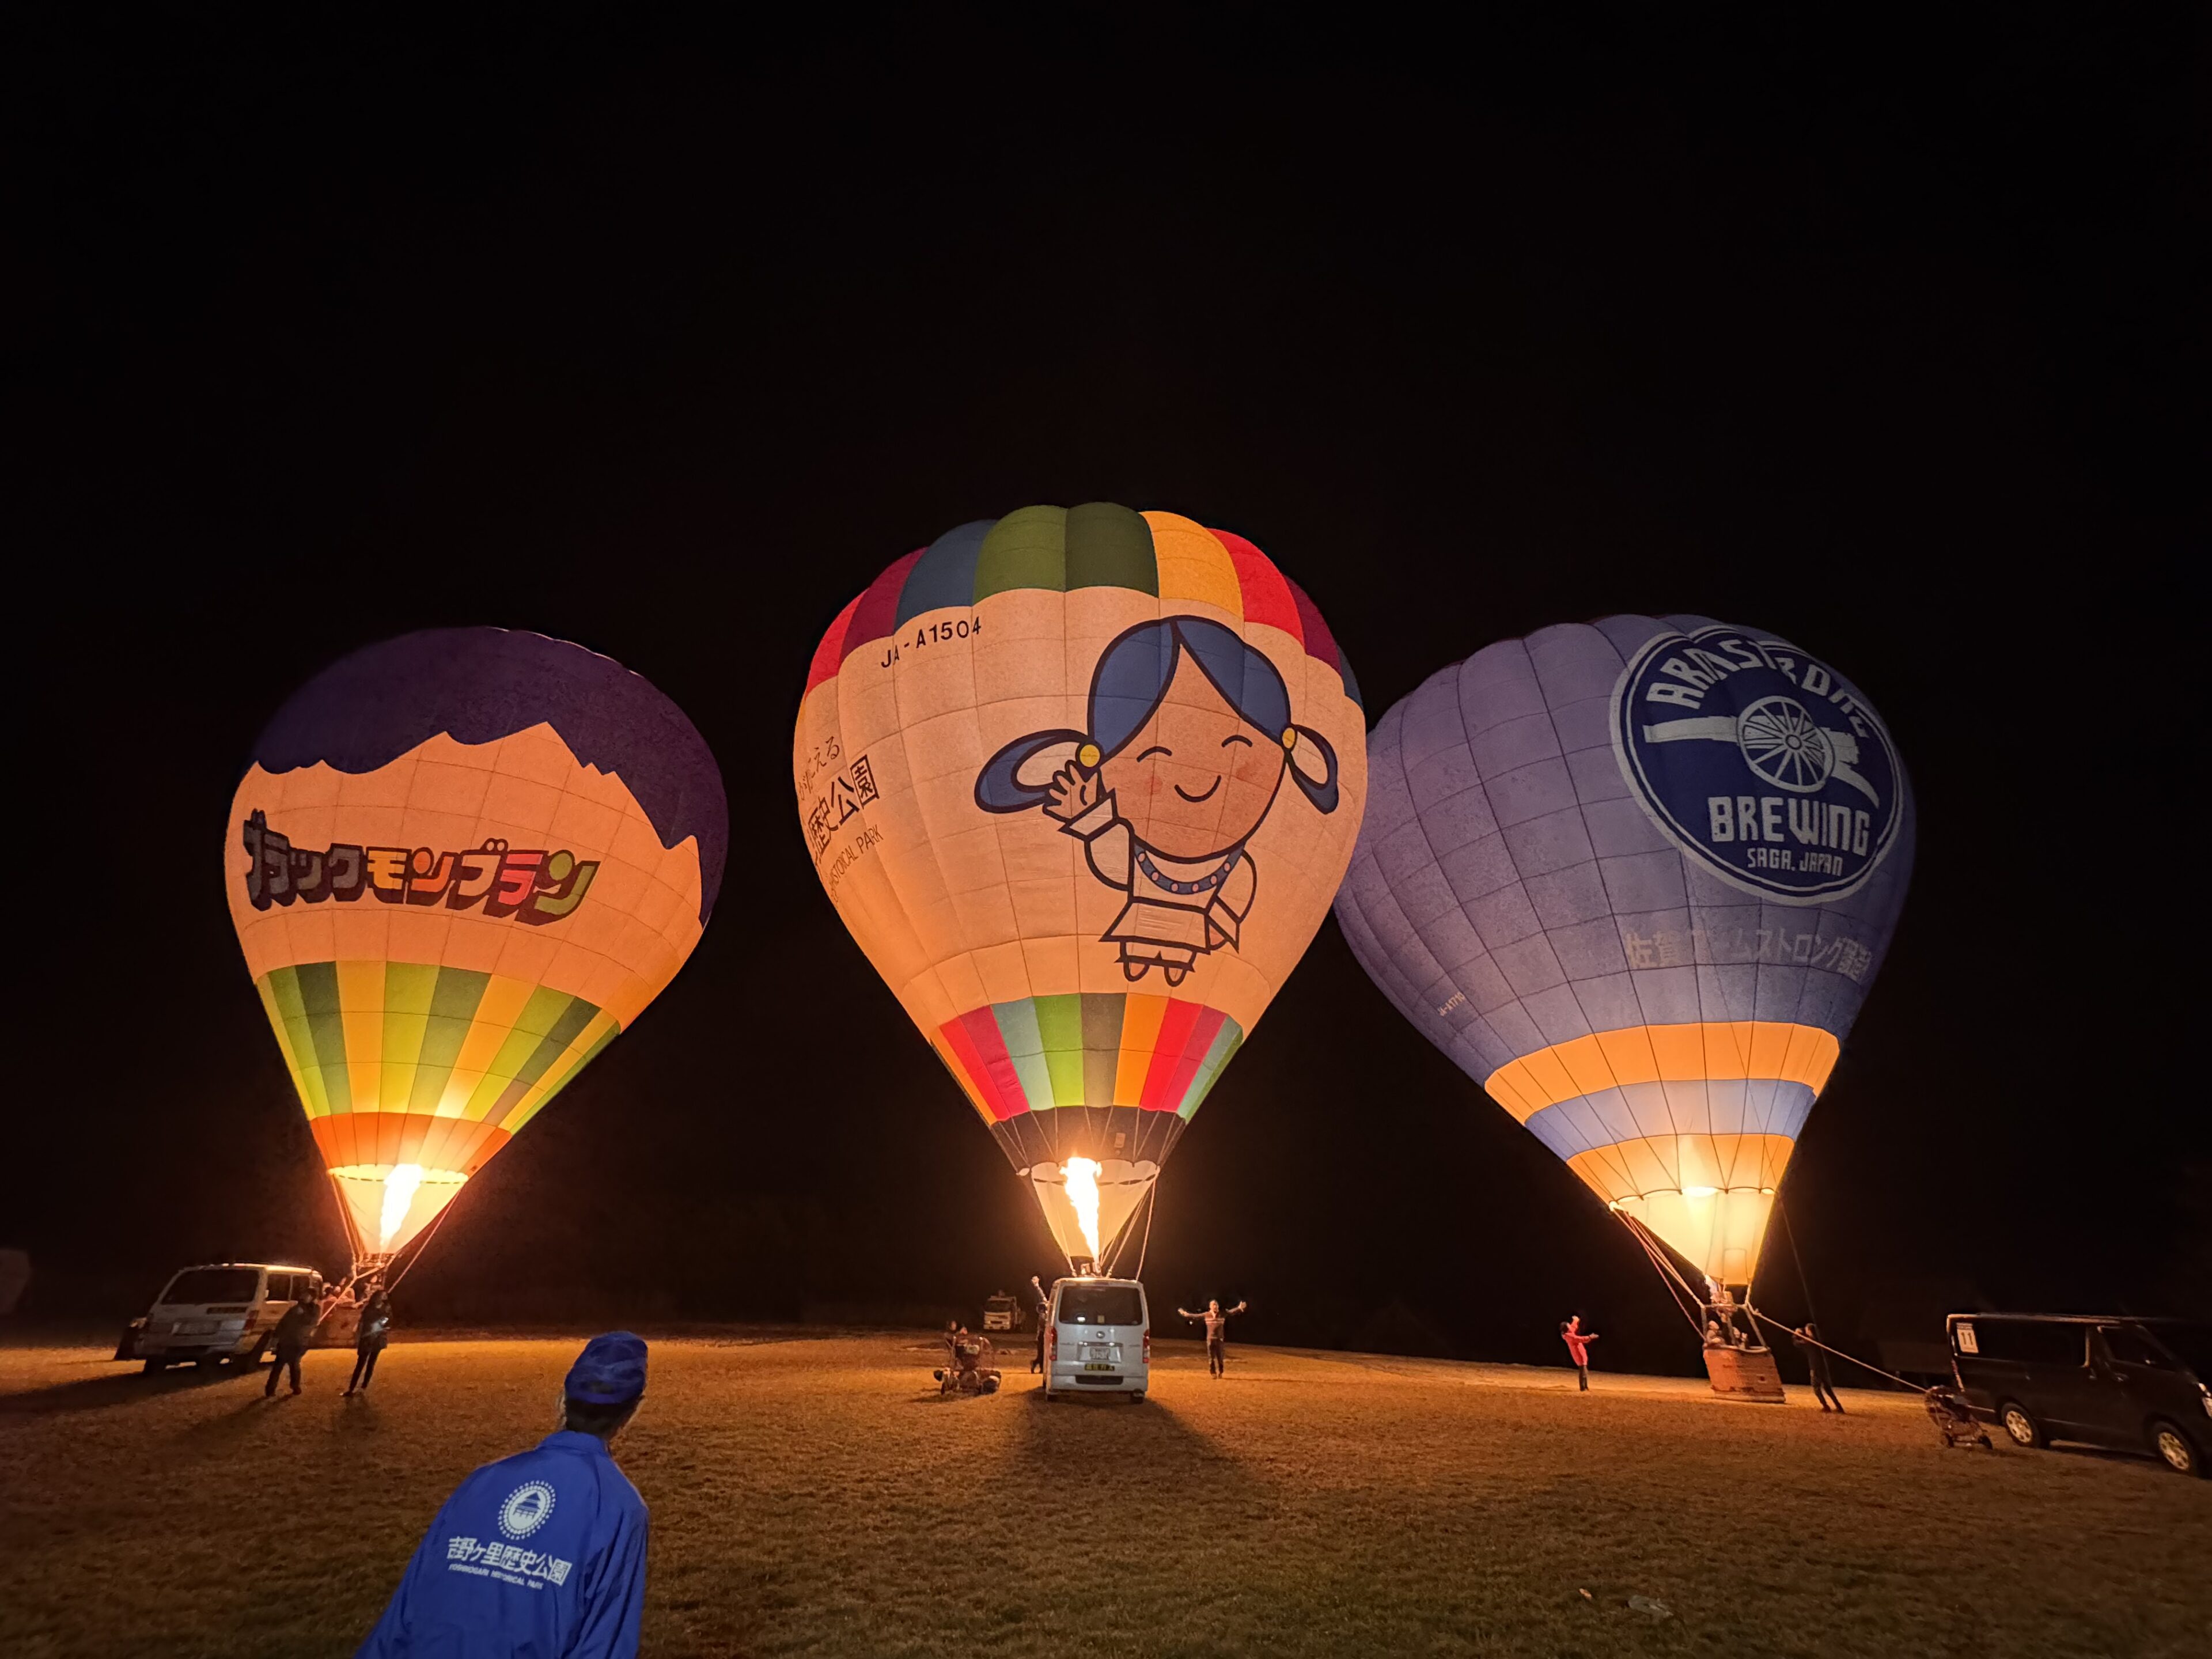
[131,1263,324,1372]
[1041,1276,1150,1401]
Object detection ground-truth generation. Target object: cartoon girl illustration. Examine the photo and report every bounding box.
[975,616,1339,986]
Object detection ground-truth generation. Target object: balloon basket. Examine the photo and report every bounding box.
[1703,1344,1786,1401]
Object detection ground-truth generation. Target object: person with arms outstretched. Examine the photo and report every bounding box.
[1560,1315,1599,1391]
[1179,1297,1247,1378]
[357,1332,650,1658]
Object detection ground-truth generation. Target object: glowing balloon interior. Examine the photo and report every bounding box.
[796,505,1366,1268]
[228,628,726,1266]
[1335,616,1911,1286]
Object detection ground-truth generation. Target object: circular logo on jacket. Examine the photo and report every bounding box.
[1612,625,1903,902]
[498,1481,556,1540]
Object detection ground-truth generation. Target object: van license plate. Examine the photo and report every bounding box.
[178,1320,217,1335]
[1083,1361,1115,1371]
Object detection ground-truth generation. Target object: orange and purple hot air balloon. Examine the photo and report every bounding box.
[226,628,726,1271]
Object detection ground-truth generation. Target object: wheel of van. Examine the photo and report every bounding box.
[234,1340,268,1370]
[195,1355,225,1371]
[140,1358,166,1376]
[2148,1421,2204,1477]
[1129,1391,1145,1404]
[1998,1401,2046,1449]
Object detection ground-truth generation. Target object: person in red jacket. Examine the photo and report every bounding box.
[1560,1315,1599,1391]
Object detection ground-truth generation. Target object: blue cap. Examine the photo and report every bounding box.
[565,1331,647,1405]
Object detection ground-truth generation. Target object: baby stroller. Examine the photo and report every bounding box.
[934,1328,1002,1396]
[1924,1385,1993,1449]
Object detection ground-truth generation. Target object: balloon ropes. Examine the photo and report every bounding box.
[794,505,1367,1272]
[227,628,728,1282]
[1335,616,1911,1374]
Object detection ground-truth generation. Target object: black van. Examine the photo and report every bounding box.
[1948,1314,2210,1476]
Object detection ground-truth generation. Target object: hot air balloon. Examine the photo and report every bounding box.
[1334,616,1911,1372]
[226,628,726,1280]
[794,505,1366,1271]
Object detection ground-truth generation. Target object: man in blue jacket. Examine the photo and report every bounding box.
[357,1332,652,1658]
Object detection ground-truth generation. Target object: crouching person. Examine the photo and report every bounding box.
[357,1332,651,1658]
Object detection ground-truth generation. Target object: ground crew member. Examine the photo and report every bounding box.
[344,1286,392,1397]
[1560,1315,1600,1391]
[1794,1323,1846,1412]
[263,1290,320,1398]
[1177,1298,1247,1377]
[357,1332,650,1658]
[1028,1275,1050,1374]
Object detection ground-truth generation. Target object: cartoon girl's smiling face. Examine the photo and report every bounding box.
[1099,653,1288,860]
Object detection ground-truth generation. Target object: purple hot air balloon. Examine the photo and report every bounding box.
[1334,614,1913,1298]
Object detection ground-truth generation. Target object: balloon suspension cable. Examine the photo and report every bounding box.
[1103,1180,1159,1283]
[1615,1212,1709,1339]
[380,1195,461,1295]
[328,1172,367,1272]
[1745,1305,1926,1393]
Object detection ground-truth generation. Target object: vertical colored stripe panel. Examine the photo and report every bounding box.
[958,1007,1030,1119]
[974,506,1067,599]
[844,547,927,661]
[484,996,601,1127]
[894,520,995,624]
[408,967,490,1112]
[1180,1019,1244,1120]
[1033,993,1086,1107]
[380,961,439,1110]
[1164,1005,1229,1113]
[1063,502,1157,593]
[991,999,1054,1115]
[1114,994,1169,1104]
[1212,529,1304,641]
[1080,993,1124,1107]
[804,594,863,695]
[295,961,351,1113]
[1283,577,1342,671]
[1142,513,1245,615]
[1139,999,1203,1109]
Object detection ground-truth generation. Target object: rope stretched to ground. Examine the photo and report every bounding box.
[1747,1305,1929,1392]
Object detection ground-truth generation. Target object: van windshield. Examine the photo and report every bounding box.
[1059,1285,1143,1326]
[160,1268,260,1305]
[2146,1322,2212,1376]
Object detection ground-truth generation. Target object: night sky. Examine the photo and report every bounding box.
[17,13,2202,1373]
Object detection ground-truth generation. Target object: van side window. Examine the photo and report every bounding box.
[2100,1327,2171,1369]
[1972,1321,2086,1366]
[267,1273,293,1301]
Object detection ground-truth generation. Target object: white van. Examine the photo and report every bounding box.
[1041,1276,1150,1401]
[131,1263,325,1372]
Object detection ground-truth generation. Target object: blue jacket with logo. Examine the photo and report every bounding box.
[357,1430,648,1659]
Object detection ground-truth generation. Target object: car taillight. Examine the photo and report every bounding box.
[1046,1327,1056,1364]
[1143,1331,1151,1363]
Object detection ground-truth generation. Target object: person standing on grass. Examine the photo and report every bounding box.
[1794,1323,1846,1412]
[358,1332,650,1659]
[1028,1275,1050,1375]
[263,1290,320,1398]
[1177,1298,1247,1377]
[344,1285,392,1397]
[1560,1315,1599,1391]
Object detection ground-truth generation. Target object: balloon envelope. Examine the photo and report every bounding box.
[226,628,727,1261]
[1335,615,1912,1285]
[794,505,1366,1265]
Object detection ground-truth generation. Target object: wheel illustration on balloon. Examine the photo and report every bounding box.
[1735,696,1834,793]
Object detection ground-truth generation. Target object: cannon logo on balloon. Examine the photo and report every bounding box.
[1613,625,1903,902]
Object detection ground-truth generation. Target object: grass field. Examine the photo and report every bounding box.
[3,1331,2206,1658]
